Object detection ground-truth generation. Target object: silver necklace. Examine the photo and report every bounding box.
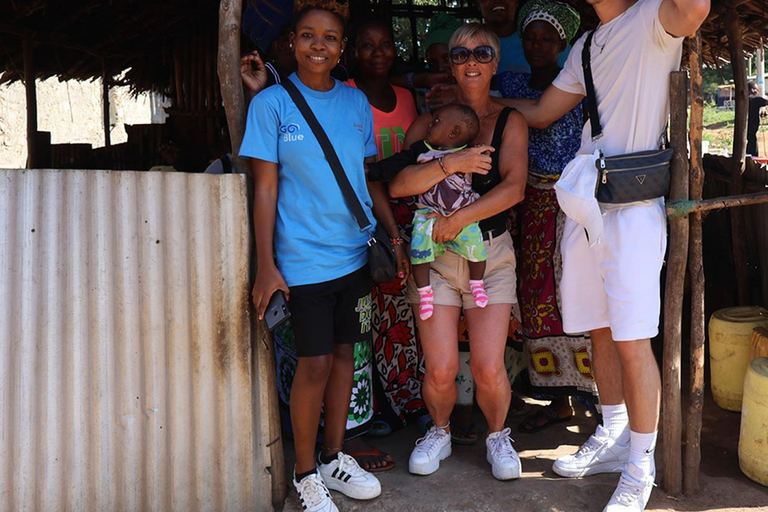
[592,8,630,54]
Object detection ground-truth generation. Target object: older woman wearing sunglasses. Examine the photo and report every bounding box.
[389,22,528,481]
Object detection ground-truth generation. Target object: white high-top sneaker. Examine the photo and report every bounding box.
[553,425,629,477]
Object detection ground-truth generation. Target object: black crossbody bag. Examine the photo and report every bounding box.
[582,31,673,204]
[281,79,397,284]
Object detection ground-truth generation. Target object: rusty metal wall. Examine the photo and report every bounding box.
[0,169,273,512]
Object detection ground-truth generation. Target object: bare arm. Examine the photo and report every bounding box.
[250,158,289,318]
[431,110,528,242]
[367,157,410,283]
[497,86,584,129]
[391,114,493,198]
[659,0,710,38]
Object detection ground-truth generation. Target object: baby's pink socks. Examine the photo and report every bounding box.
[469,279,488,308]
[417,285,434,320]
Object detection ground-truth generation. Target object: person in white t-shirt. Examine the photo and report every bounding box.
[501,0,709,510]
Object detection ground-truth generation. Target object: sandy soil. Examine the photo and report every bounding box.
[279,392,768,512]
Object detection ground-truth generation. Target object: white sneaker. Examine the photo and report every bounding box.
[485,427,521,480]
[603,466,655,511]
[553,425,629,477]
[317,452,381,500]
[409,425,452,475]
[294,472,339,512]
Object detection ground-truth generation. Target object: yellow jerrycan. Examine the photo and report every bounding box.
[739,357,768,487]
[709,307,768,411]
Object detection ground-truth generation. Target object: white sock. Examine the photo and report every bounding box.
[601,403,630,445]
[628,430,657,478]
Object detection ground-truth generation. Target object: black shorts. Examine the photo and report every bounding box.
[289,265,373,358]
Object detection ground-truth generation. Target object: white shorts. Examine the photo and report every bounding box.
[560,199,667,341]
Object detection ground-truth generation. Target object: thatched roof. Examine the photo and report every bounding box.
[0,0,217,92]
[1,0,767,92]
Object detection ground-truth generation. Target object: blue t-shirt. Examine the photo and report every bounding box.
[240,73,378,287]
[497,32,571,74]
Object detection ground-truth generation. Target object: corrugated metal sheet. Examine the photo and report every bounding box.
[0,169,273,511]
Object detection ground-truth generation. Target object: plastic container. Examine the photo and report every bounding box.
[709,307,768,411]
[739,357,768,487]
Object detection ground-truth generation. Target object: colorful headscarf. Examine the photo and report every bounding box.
[517,0,580,43]
[425,13,463,51]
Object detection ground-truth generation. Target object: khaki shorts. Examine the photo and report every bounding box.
[406,230,518,309]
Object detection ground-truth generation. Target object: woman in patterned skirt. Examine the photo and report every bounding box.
[497,0,599,432]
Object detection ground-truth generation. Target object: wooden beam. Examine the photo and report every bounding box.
[662,70,688,495]
[685,31,705,496]
[217,0,246,161]
[217,1,286,508]
[667,191,768,217]
[725,8,751,305]
[102,60,111,147]
[23,38,38,169]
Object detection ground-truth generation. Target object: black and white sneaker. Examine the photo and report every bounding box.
[317,452,382,500]
[293,472,338,512]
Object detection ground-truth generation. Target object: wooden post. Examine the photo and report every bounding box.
[217,0,287,508]
[102,60,111,147]
[23,38,38,169]
[662,71,688,495]
[217,0,246,169]
[725,8,750,305]
[685,30,706,495]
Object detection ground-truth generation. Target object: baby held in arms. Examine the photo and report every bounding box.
[368,104,488,320]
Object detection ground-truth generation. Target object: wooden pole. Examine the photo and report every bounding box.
[685,30,706,495]
[662,71,688,495]
[217,0,287,508]
[667,191,768,217]
[725,8,750,305]
[23,38,38,169]
[102,60,111,147]
[217,0,246,167]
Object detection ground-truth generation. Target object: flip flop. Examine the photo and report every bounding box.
[368,419,392,437]
[349,447,396,473]
[450,422,478,445]
[510,395,530,418]
[517,405,573,434]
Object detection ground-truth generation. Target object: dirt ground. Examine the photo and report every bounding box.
[279,391,767,512]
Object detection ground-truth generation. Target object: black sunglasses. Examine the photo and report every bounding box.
[449,45,496,65]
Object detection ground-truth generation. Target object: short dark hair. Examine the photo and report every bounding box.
[442,104,480,145]
[749,81,758,92]
[292,0,349,34]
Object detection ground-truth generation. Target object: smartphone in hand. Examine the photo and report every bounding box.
[265,290,291,331]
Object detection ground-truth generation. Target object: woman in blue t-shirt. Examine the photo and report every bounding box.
[239,2,406,510]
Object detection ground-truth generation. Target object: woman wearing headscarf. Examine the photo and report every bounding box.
[497,0,600,433]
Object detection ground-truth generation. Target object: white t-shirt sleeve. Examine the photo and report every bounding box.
[552,33,586,96]
[640,0,684,53]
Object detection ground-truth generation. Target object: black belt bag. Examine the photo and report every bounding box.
[583,31,672,204]
[595,148,673,204]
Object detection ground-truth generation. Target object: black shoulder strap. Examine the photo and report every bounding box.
[581,31,602,140]
[281,78,372,233]
[491,107,514,149]
[490,107,514,169]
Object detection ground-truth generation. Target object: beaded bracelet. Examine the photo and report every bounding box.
[437,156,450,176]
[391,236,405,246]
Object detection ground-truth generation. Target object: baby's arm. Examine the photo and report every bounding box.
[366,143,425,182]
